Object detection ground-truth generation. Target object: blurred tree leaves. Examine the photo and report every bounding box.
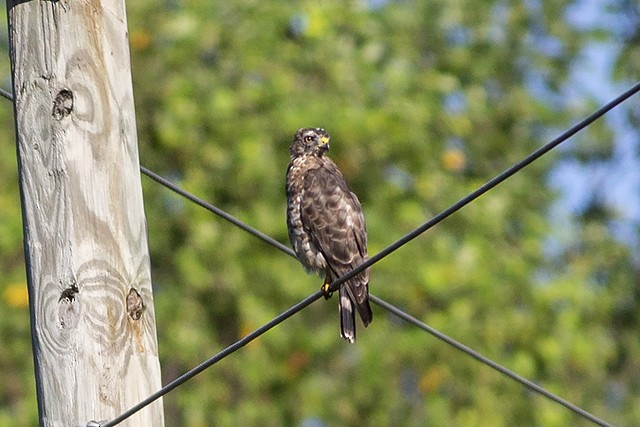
[0,0,639,426]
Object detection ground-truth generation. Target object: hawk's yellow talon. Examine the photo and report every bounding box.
[321,271,333,300]
[321,283,333,300]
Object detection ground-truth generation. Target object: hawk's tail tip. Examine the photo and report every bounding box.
[339,292,357,343]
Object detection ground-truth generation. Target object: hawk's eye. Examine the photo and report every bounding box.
[303,135,314,143]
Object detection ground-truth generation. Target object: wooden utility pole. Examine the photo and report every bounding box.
[6,0,164,426]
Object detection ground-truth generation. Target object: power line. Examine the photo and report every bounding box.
[323,80,640,293]
[140,166,296,257]
[0,87,12,100]
[127,162,616,427]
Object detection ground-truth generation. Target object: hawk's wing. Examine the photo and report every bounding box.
[300,159,372,325]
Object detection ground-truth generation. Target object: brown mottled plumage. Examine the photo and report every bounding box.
[286,128,372,343]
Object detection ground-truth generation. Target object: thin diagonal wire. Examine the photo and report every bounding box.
[0,87,12,100]
[100,290,324,427]
[325,81,640,293]
[370,295,612,427]
[140,166,296,257]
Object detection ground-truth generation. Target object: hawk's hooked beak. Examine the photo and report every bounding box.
[319,136,330,150]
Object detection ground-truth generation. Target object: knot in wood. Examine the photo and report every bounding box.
[58,282,78,302]
[52,89,74,120]
[58,282,80,329]
[126,287,145,320]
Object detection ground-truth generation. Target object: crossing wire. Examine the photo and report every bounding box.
[141,166,296,257]
[324,80,640,294]
[4,82,638,426]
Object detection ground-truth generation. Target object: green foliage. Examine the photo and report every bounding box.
[0,0,638,426]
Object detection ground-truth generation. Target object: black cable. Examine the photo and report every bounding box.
[324,81,640,293]
[0,87,12,100]
[140,166,296,257]
[100,290,324,427]
[370,295,612,427]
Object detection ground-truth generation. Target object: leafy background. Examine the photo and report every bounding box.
[1,0,639,426]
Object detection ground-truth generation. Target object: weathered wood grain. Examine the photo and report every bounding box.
[6,0,164,425]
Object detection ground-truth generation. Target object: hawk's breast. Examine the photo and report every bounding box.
[286,156,328,273]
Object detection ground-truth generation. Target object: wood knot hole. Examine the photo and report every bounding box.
[52,89,74,120]
[59,282,78,303]
[126,288,145,321]
[58,282,80,329]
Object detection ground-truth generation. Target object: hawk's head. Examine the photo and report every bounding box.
[290,128,330,157]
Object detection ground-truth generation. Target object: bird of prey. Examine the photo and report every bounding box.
[286,127,372,343]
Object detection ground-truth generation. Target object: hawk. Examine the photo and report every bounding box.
[286,127,372,343]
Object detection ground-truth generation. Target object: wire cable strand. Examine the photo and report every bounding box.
[140,166,296,257]
[370,294,612,427]
[0,87,12,100]
[324,81,640,293]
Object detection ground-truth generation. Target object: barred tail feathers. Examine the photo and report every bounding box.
[339,288,356,343]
